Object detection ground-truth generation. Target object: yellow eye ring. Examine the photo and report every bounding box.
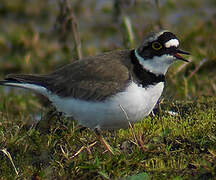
[152,42,162,50]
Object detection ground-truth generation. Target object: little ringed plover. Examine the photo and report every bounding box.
[0,30,190,130]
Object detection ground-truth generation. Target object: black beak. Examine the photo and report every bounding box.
[174,49,190,62]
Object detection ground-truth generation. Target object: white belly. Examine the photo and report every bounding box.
[48,82,164,130]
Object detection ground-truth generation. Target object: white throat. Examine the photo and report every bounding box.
[135,50,174,75]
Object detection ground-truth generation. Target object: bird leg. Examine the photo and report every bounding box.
[94,128,115,155]
[36,107,63,133]
[119,104,146,152]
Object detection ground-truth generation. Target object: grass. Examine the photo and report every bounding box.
[0,0,216,179]
[0,96,215,179]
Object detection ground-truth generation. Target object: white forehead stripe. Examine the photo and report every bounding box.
[165,39,179,48]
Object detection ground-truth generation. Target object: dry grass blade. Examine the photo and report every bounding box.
[123,16,134,48]
[155,0,163,29]
[119,104,146,152]
[71,141,98,158]
[95,129,115,155]
[173,62,189,76]
[119,104,136,144]
[57,0,82,59]
[60,145,69,160]
[71,146,85,158]
[188,58,207,79]
[70,13,82,59]
[1,148,19,176]
[208,149,216,159]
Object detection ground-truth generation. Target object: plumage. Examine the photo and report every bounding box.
[0,30,189,130]
[4,50,132,101]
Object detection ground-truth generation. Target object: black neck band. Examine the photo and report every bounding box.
[130,50,165,87]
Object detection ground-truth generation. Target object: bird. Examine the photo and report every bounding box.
[0,30,189,131]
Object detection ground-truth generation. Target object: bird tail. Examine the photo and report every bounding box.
[0,74,49,95]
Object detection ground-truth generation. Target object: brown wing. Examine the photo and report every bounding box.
[4,50,132,101]
[45,50,132,101]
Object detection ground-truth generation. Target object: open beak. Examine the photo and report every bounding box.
[174,49,190,62]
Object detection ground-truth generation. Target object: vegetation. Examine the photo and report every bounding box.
[0,0,215,179]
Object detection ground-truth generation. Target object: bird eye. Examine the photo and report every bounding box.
[152,42,162,50]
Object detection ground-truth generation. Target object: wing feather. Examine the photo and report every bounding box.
[3,50,132,101]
